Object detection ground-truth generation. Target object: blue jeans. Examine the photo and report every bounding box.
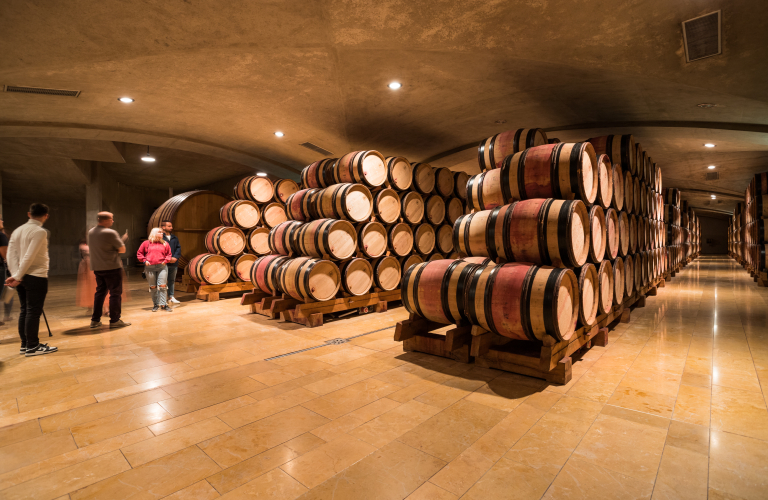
[167,264,178,297]
[145,264,168,306]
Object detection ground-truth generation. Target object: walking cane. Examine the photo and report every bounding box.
[42,309,52,337]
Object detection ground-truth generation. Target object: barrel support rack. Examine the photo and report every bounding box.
[181,273,255,302]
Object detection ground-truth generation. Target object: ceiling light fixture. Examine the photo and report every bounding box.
[141,146,155,162]
[704,143,716,148]
[388,82,402,90]
[274,131,284,137]
[708,165,716,169]
[256,172,268,177]
[118,97,134,103]
[711,195,717,199]
[697,103,717,108]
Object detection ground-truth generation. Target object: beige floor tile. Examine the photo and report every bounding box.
[199,406,329,468]
[398,399,507,462]
[301,379,400,420]
[207,444,298,494]
[406,481,458,500]
[164,480,220,500]
[310,397,401,442]
[542,456,654,500]
[608,386,677,418]
[0,419,41,448]
[711,385,768,441]
[70,402,172,447]
[283,432,326,456]
[158,377,266,416]
[129,360,194,384]
[250,359,333,387]
[652,445,708,499]
[218,388,318,428]
[462,457,554,500]
[280,433,377,488]
[566,367,626,403]
[296,440,446,500]
[147,395,254,435]
[171,361,240,382]
[0,396,98,429]
[672,384,711,426]
[303,367,377,395]
[665,420,710,456]
[70,445,221,500]
[348,400,440,448]
[712,366,763,393]
[217,468,307,500]
[122,416,231,466]
[0,429,77,475]
[386,379,441,403]
[573,406,669,482]
[16,374,137,413]
[709,430,768,500]
[0,450,131,500]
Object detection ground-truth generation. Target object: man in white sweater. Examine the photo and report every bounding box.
[5,203,58,356]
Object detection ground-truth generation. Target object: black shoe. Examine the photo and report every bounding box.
[152,306,159,312]
[20,347,26,355]
[25,344,58,357]
[164,306,173,312]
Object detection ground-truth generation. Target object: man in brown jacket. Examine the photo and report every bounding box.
[88,211,131,329]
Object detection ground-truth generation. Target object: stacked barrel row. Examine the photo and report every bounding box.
[664,191,701,269]
[403,130,670,345]
[730,172,767,272]
[186,178,300,285]
[246,150,472,303]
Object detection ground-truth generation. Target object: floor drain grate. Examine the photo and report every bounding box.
[263,325,395,361]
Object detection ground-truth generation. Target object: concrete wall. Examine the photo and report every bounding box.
[2,168,168,276]
[699,215,729,255]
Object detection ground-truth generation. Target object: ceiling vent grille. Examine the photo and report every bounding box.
[300,142,333,156]
[706,172,720,181]
[3,85,80,97]
[682,11,722,62]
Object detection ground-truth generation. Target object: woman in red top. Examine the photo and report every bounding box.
[137,228,172,312]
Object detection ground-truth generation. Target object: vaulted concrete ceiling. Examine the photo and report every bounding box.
[1,0,767,214]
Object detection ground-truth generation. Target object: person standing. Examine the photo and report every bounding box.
[5,203,57,356]
[161,220,181,304]
[137,228,172,312]
[88,211,131,329]
[0,216,16,325]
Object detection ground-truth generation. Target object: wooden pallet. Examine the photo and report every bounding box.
[181,274,255,301]
[394,317,473,363]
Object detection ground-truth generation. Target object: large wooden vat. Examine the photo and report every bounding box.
[147,190,231,270]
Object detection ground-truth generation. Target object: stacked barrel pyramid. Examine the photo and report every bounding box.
[729,172,767,276]
[401,129,700,345]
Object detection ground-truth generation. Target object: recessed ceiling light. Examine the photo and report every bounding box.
[118,97,134,103]
[708,165,716,169]
[711,195,716,199]
[388,82,402,90]
[274,131,284,137]
[704,143,716,148]
[256,172,268,177]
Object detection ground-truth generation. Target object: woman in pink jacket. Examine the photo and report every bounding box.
[137,228,172,312]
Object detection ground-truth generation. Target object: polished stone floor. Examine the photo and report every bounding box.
[0,255,766,499]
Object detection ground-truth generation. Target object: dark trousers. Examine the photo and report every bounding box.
[17,274,48,349]
[92,269,123,323]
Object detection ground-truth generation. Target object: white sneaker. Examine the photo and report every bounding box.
[169,297,180,304]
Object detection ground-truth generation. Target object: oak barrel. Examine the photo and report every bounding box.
[399,254,423,275]
[618,211,630,257]
[357,221,388,259]
[633,176,641,215]
[402,259,478,324]
[246,227,271,255]
[446,197,464,225]
[436,224,454,255]
[295,219,357,260]
[373,188,401,224]
[611,164,624,211]
[279,257,341,302]
[301,158,337,189]
[623,174,634,214]
[605,208,620,260]
[400,191,424,224]
[335,150,387,188]
[611,257,625,305]
[147,190,231,270]
[587,134,636,174]
[425,195,446,225]
[230,253,257,282]
[477,129,548,170]
[588,205,606,264]
[454,199,590,268]
[411,162,435,194]
[454,171,469,199]
[467,142,598,209]
[268,220,303,256]
[234,176,274,203]
[388,223,414,257]
[597,260,614,315]
[413,223,436,255]
[316,183,373,223]
[220,200,261,230]
[188,253,231,285]
[629,214,638,254]
[250,254,290,294]
[371,256,401,291]
[384,156,413,191]
[261,202,288,228]
[434,167,455,198]
[285,188,319,222]
[663,188,681,208]
[465,262,579,342]
[576,264,599,327]
[624,254,635,297]
[595,154,613,210]
[339,258,373,296]
[205,226,246,256]
[274,179,300,204]
[428,253,445,261]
